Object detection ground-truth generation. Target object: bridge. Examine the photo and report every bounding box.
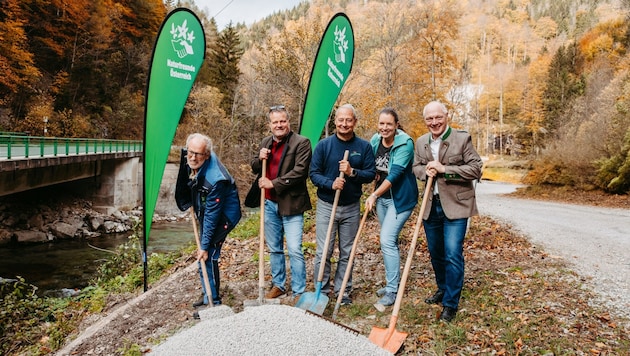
[1,133,143,214]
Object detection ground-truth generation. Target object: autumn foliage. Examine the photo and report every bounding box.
[1,0,630,192]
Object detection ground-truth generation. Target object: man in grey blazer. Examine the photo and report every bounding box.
[248,105,312,300]
[413,100,483,322]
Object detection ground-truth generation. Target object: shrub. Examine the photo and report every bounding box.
[595,127,630,193]
[522,157,577,186]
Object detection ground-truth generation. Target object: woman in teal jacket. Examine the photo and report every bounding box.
[366,107,418,306]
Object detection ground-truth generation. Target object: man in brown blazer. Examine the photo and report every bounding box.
[248,105,312,300]
[413,100,483,322]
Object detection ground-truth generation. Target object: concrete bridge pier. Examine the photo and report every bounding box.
[93,157,140,215]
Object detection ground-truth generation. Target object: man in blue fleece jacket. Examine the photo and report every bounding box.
[309,104,375,305]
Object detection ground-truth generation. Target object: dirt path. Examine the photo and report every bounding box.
[476,181,630,318]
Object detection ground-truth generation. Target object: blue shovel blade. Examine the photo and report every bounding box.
[295,282,329,315]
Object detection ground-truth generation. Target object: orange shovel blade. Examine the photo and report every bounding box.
[368,326,408,354]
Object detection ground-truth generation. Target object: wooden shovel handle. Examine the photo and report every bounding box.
[191,208,214,308]
[333,206,369,319]
[259,160,267,293]
[316,150,350,283]
[390,176,434,318]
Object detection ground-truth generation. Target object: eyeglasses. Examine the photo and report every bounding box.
[187,149,206,158]
[269,105,286,113]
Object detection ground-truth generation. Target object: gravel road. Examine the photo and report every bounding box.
[475,181,630,319]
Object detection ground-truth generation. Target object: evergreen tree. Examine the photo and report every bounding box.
[542,43,585,136]
[208,24,244,116]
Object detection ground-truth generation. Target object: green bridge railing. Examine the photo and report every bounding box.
[0,133,143,160]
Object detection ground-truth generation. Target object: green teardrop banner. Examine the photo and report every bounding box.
[143,8,205,244]
[299,13,355,149]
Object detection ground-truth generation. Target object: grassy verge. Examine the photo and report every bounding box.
[0,225,187,356]
[482,166,527,184]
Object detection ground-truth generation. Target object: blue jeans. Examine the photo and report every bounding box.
[423,198,468,309]
[314,199,360,295]
[264,200,306,295]
[376,197,413,293]
[198,241,222,305]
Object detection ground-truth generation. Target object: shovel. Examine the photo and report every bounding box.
[331,206,369,320]
[190,208,214,308]
[369,176,434,354]
[296,150,349,314]
[243,160,280,307]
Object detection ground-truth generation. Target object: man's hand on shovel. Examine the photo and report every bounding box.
[197,249,208,262]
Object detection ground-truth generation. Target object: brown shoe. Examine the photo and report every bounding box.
[265,286,286,299]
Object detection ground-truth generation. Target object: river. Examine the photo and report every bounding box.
[0,220,194,296]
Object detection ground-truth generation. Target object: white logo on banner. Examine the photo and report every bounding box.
[170,19,196,59]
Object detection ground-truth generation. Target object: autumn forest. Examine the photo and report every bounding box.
[1,0,629,193]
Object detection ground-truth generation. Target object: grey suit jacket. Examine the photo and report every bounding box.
[413,128,483,220]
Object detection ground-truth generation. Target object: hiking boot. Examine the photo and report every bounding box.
[340,293,352,305]
[425,289,444,304]
[376,287,387,297]
[377,291,397,306]
[265,286,286,299]
[439,306,457,322]
[192,294,205,308]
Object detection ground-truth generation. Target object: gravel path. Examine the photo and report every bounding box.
[475,181,630,319]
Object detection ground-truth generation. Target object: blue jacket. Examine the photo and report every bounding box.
[370,129,418,213]
[176,151,241,250]
[310,134,375,206]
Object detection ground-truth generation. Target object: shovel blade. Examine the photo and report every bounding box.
[243,297,281,308]
[368,326,408,354]
[295,291,329,315]
[243,299,262,307]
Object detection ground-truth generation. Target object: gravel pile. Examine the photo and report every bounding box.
[151,304,392,355]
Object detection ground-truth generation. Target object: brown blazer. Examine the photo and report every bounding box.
[413,128,483,220]
[249,131,312,216]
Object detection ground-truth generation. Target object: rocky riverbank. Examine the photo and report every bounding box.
[0,164,184,246]
[0,197,139,245]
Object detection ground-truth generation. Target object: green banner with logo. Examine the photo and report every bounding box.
[144,8,205,248]
[299,13,354,149]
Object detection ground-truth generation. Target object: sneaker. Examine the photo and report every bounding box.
[376,287,387,297]
[377,291,397,306]
[265,286,286,299]
[340,293,352,305]
[192,311,200,320]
